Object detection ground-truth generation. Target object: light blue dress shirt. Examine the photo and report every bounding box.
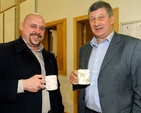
[85,31,114,112]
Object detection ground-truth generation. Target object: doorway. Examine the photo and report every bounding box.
[43,18,67,75]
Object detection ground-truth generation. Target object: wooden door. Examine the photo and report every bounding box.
[42,18,67,75]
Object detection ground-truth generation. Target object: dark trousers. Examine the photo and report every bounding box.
[86,107,101,113]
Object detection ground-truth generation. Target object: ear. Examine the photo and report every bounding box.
[110,15,114,24]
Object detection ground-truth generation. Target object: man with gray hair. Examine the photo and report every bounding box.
[70,1,141,113]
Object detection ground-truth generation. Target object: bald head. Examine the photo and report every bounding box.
[20,13,46,50]
[23,13,45,24]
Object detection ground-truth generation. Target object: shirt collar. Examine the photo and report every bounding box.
[22,38,44,52]
[90,31,114,47]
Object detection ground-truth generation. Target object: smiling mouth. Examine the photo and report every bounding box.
[95,27,102,30]
[30,33,42,38]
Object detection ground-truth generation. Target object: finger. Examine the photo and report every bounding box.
[39,77,45,85]
[35,74,44,79]
[41,79,46,85]
[40,84,46,89]
[72,71,78,79]
[70,74,78,85]
[70,78,78,85]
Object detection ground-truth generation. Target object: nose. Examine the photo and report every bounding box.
[94,19,100,26]
[35,27,41,33]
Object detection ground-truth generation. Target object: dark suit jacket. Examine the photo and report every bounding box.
[74,32,141,113]
[0,37,64,113]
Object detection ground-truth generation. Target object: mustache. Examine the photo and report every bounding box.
[30,33,42,38]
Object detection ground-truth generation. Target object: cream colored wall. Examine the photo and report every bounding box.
[4,7,15,42]
[20,0,35,23]
[37,0,141,113]
[0,0,35,43]
[0,13,3,42]
[0,0,16,43]
[0,0,15,11]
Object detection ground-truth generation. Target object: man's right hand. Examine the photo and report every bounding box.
[70,70,78,85]
[23,74,45,92]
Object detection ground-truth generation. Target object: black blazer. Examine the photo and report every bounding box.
[0,37,64,113]
[74,32,141,113]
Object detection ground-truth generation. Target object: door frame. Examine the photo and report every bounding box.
[43,18,67,75]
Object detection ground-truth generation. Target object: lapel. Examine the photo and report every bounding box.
[83,43,93,69]
[15,36,33,54]
[14,36,40,62]
[99,32,121,74]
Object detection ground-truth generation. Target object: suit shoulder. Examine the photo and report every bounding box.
[0,41,15,51]
[119,34,140,41]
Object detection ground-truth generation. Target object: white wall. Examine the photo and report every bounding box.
[37,0,141,113]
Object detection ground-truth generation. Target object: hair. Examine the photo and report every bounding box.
[88,0,113,19]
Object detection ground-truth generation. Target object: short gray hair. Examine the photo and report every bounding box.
[88,0,113,19]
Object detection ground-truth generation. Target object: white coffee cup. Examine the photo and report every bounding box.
[45,75,58,91]
[77,69,90,85]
